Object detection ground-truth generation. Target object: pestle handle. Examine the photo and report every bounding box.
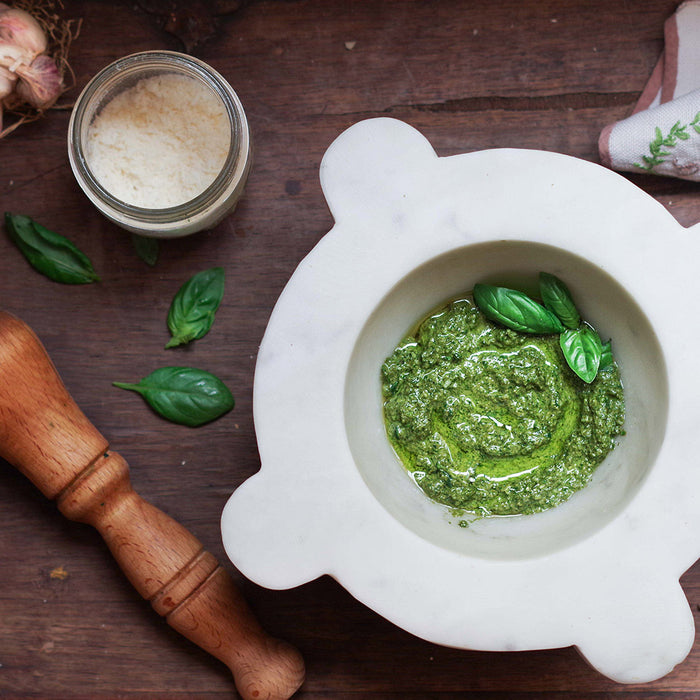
[0,312,304,700]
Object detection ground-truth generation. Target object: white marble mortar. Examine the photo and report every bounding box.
[222,117,700,683]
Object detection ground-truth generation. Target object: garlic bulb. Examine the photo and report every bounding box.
[0,2,62,132]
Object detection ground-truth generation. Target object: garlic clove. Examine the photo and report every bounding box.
[0,7,47,60]
[13,54,61,109]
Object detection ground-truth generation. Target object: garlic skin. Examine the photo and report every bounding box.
[13,53,60,108]
[0,63,15,99]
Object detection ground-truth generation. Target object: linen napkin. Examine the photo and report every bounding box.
[599,0,700,180]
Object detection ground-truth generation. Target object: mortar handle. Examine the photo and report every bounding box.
[0,312,304,700]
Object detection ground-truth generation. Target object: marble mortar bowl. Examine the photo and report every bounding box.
[222,117,700,683]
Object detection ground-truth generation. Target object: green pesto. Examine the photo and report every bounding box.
[381,298,625,517]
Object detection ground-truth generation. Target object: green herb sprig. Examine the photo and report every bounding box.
[473,272,612,383]
[114,367,235,427]
[115,268,233,427]
[166,267,225,349]
[4,212,100,284]
[3,214,233,427]
[634,120,694,171]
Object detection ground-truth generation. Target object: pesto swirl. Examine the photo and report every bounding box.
[381,298,625,516]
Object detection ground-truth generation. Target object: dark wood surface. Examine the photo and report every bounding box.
[2,0,700,697]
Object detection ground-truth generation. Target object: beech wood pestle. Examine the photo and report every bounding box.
[0,311,304,700]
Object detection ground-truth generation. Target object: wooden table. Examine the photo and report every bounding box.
[2,0,699,697]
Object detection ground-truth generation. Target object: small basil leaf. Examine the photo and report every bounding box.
[560,325,603,383]
[599,340,614,370]
[166,267,225,349]
[132,234,159,267]
[5,212,100,284]
[539,272,580,329]
[113,366,234,427]
[473,283,564,334]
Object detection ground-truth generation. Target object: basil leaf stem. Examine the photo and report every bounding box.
[473,283,565,334]
[560,324,603,383]
[4,212,100,284]
[113,366,234,427]
[539,272,580,329]
[166,267,225,349]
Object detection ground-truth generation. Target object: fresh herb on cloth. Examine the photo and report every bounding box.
[4,212,99,284]
[166,267,225,348]
[113,366,234,427]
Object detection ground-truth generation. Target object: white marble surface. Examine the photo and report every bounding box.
[221,117,700,683]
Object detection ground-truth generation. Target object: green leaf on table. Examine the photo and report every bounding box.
[131,234,159,267]
[113,366,234,427]
[539,272,580,329]
[473,283,564,334]
[560,325,603,383]
[4,212,100,284]
[166,267,225,348]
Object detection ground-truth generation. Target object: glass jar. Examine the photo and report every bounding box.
[68,51,251,238]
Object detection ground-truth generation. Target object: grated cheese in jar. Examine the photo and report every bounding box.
[85,73,231,209]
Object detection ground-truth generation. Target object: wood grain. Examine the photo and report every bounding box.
[1,0,699,697]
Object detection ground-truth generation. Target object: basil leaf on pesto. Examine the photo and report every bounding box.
[4,212,100,284]
[473,283,564,334]
[599,340,614,370]
[166,267,225,349]
[539,272,580,329]
[560,325,603,383]
[113,366,234,427]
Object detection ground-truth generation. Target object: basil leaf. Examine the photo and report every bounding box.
[560,325,603,383]
[4,212,100,284]
[599,340,614,370]
[539,272,580,329]
[113,366,234,427]
[166,267,225,349]
[473,283,564,334]
[132,234,159,267]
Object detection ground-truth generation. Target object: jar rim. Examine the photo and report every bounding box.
[67,50,251,235]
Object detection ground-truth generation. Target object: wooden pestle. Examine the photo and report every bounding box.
[0,311,305,700]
